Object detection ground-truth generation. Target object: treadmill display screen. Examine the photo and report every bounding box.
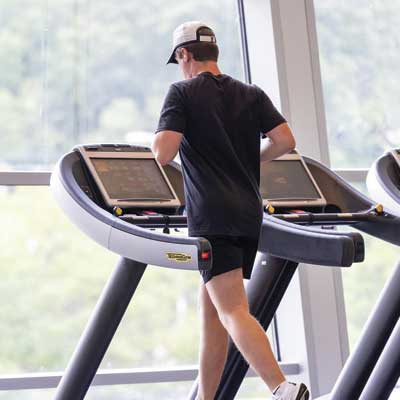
[260,160,321,201]
[91,158,175,201]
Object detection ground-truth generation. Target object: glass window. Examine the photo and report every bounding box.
[0,186,276,382]
[314,1,400,168]
[0,383,194,400]
[0,186,200,372]
[343,233,399,348]
[237,377,272,398]
[0,380,273,399]
[0,0,243,171]
[0,4,282,398]
[86,382,194,400]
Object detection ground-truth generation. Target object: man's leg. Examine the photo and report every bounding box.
[197,282,229,400]
[205,268,285,391]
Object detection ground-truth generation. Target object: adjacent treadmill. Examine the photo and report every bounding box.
[367,149,400,218]
[311,150,400,400]
[50,144,400,400]
[347,149,400,400]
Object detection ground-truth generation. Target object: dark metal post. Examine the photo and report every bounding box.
[237,0,252,84]
[359,318,400,400]
[54,257,147,400]
[331,262,400,400]
[188,254,298,400]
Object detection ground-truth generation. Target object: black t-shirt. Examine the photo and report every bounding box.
[156,72,286,239]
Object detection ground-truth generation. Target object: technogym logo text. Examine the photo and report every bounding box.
[166,252,192,262]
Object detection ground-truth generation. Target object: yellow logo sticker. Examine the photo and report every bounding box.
[166,252,192,262]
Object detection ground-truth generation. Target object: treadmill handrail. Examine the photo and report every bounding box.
[304,156,400,246]
[260,215,360,267]
[270,208,377,225]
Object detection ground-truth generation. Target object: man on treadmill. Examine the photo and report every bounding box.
[152,21,309,400]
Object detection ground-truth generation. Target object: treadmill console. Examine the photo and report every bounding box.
[260,150,327,208]
[76,144,327,213]
[75,144,181,209]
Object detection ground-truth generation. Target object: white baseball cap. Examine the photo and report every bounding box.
[167,21,217,64]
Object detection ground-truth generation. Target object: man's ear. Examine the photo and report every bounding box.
[182,49,188,63]
[182,48,191,63]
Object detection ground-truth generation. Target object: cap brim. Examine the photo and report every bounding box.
[166,40,199,64]
[166,51,178,65]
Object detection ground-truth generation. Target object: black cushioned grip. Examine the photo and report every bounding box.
[260,215,361,267]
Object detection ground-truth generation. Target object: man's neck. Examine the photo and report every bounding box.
[191,62,222,77]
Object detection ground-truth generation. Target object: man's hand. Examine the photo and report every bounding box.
[260,123,296,163]
[152,130,183,166]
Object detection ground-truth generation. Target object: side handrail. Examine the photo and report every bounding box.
[260,215,363,267]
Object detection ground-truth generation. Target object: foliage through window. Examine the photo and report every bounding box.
[0,0,243,170]
[315,0,400,168]
[0,0,245,382]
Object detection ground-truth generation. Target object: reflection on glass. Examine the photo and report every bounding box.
[315,1,400,168]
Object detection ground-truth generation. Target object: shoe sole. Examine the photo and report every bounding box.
[295,383,310,400]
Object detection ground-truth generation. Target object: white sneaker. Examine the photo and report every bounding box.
[272,382,310,400]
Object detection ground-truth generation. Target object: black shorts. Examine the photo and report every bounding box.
[201,235,259,284]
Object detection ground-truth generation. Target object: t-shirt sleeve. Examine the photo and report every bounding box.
[256,86,286,136]
[155,84,186,134]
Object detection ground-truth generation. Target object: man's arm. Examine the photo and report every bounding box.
[151,130,183,166]
[260,122,296,163]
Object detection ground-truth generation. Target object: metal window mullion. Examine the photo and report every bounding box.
[0,172,51,186]
[0,363,300,391]
[333,169,368,182]
[304,0,331,167]
[267,0,351,396]
[0,169,368,188]
[237,0,252,84]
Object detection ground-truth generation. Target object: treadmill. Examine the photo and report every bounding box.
[50,144,400,400]
[314,150,400,400]
[346,149,400,400]
[367,149,400,218]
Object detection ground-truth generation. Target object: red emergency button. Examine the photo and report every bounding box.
[201,251,210,260]
[142,211,158,215]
